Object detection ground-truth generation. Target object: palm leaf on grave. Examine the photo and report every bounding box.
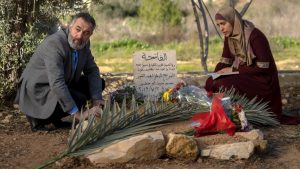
[67,88,279,158]
[177,87,279,136]
[221,87,280,127]
[36,86,280,168]
[68,98,204,157]
[36,97,206,168]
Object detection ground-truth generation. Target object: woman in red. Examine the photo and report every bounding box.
[205,7,300,124]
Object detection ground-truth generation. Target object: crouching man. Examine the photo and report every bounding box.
[15,12,105,131]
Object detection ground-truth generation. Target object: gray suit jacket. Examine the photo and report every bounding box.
[15,29,103,119]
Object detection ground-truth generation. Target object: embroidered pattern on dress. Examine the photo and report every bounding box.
[256,62,269,68]
[220,57,233,65]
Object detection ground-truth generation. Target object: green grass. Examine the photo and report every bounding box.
[271,37,300,49]
[91,36,300,73]
[177,62,202,72]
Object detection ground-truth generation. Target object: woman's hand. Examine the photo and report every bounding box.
[217,67,232,74]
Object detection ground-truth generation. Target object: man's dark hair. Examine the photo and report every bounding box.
[71,12,96,29]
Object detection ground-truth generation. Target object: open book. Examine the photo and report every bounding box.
[207,71,239,80]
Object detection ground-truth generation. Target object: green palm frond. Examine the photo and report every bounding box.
[68,100,203,157]
[34,97,205,169]
[221,87,279,127]
[67,88,279,158]
[37,87,279,169]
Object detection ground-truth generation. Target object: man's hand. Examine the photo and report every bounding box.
[74,110,89,120]
[73,106,103,120]
[86,106,103,117]
[217,67,232,74]
[92,99,105,108]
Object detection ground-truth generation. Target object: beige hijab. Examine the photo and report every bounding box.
[216,7,255,68]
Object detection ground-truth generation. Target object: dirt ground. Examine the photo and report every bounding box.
[1,107,300,169]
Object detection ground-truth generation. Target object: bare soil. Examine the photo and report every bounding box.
[1,107,300,169]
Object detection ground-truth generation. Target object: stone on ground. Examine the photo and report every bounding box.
[86,131,165,164]
[166,133,199,161]
[201,141,255,160]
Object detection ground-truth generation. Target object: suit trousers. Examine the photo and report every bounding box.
[27,76,105,124]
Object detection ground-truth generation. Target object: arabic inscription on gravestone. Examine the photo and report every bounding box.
[133,50,177,101]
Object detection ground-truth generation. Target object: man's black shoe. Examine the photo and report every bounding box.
[52,120,72,129]
[26,115,50,132]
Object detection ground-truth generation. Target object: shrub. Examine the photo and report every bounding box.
[93,0,140,18]
[271,37,300,49]
[138,0,183,27]
[0,0,94,105]
[93,37,150,53]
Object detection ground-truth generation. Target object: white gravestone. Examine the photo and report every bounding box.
[133,50,177,101]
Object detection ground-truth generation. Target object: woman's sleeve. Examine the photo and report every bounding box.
[238,29,273,75]
[214,37,234,72]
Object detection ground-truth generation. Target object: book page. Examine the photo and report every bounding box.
[207,71,239,80]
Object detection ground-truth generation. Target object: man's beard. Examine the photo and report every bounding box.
[68,34,88,50]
